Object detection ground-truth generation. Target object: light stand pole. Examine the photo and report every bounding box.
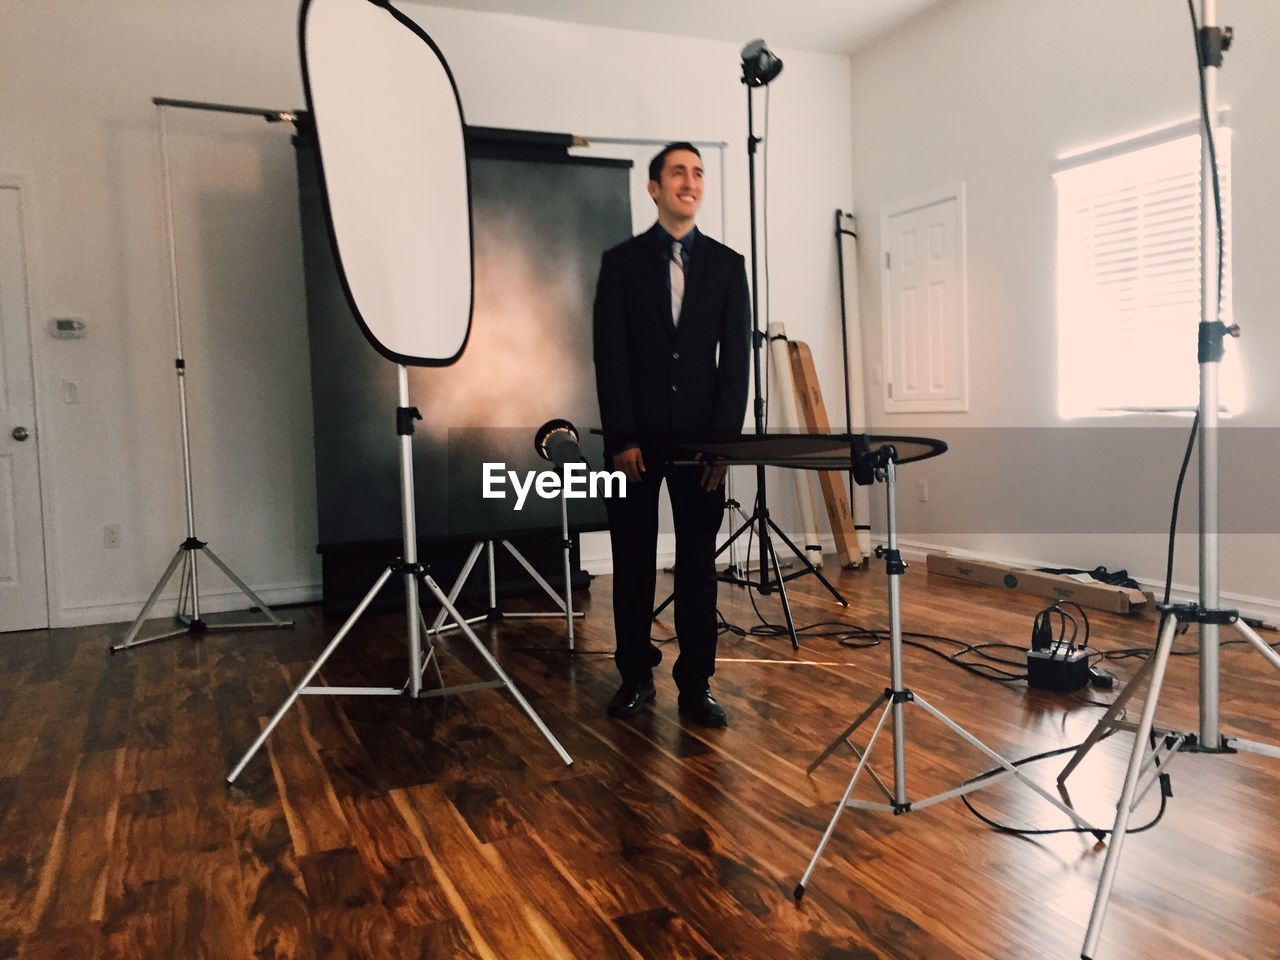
[1059,6,1280,956]
[689,41,848,650]
[111,99,298,653]
[745,63,771,599]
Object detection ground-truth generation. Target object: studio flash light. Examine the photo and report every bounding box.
[740,38,783,87]
[534,419,583,468]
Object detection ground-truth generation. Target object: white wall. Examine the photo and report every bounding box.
[848,0,1280,615]
[0,0,855,626]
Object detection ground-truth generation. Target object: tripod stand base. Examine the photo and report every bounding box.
[428,539,581,644]
[798,685,1101,897]
[226,558,572,784]
[654,503,848,652]
[1062,606,1280,959]
[110,539,293,653]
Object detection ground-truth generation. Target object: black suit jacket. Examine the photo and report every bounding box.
[592,225,750,457]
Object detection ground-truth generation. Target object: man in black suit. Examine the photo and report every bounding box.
[592,142,749,727]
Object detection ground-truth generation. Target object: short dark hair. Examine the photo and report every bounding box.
[648,142,702,184]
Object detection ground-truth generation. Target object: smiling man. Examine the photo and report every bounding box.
[592,142,750,728]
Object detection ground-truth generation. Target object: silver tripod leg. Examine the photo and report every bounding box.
[908,693,1099,829]
[1081,613,1181,960]
[428,541,486,635]
[1058,649,1156,785]
[200,546,293,628]
[796,699,894,899]
[499,540,584,621]
[421,574,573,766]
[403,606,445,695]
[112,547,189,651]
[227,566,395,783]
[1233,619,1280,672]
[1224,620,1280,759]
[112,543,294,652]
[807,691,890,774]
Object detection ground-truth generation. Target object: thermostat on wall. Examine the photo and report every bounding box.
[49,317,86,339]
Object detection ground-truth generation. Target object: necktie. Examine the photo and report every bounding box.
[670,239,685,327]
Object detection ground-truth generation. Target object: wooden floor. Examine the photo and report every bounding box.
[2,563,1279,959]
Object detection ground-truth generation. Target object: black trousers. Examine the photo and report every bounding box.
[605,453,725,694]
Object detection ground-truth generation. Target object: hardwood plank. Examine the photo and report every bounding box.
[224,790,322,960]
[296,846,402,960]
[613,906,724,960]
[34,749,124,931]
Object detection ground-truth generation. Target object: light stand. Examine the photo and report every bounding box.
[428,482,583,651]
[1059,6,1280,957]
[795,446,1100,900]
[664,41,848,651]
[111,99,299,653]
[228,366,572,783]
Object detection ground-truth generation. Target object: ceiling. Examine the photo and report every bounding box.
[410,0,952,55]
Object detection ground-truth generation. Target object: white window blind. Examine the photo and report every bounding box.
[1054,127,1243,418]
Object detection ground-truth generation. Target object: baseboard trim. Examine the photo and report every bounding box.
[54,581,323,629]
[889,536,1280,626]
[586,529,1280,626]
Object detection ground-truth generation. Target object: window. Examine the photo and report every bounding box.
[1054,123,1243,418]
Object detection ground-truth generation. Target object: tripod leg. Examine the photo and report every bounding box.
[422,575,573,766]
[652,592,675,620]
[1234,619,1280,673]
[796,698,893,900]
[655,512,755,618]
[502,540,568,613]
[767,518,849,607]
[1058,651,1156,786]
[199,546,292,625]
[411,606,445,692]
[176,551,194,623]
[807,691,890,774]
[430,541,485,634]
[909,694,1100,832]
[112,547,188,652]
[1081,612,1181,960]
[227,565,396,784]
[764,531,800,651]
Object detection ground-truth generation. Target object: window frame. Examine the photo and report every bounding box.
[1052,114,1242,420]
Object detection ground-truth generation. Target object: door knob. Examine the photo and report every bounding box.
[11,426,29,441]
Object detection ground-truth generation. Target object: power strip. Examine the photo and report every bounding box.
[1027,647,1090,692]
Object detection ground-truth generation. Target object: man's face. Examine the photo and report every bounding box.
[648,149,704,222]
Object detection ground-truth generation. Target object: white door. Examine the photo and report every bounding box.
[881,187,968,413]
[0,184,49,631]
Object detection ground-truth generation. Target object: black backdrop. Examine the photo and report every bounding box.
[295,125,633,610]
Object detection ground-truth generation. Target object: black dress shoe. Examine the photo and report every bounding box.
[607,678,656,718]
[677,687,728,728]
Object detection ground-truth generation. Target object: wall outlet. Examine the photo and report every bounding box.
[62,379,81,404]
[103,524,121,548]
[917,479,929,502]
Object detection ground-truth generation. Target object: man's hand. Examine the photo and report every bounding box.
[696,453,727,491]
[613,447,645,483]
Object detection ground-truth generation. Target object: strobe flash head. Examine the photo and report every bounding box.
[534,419,582,467]
[740,38,783,87]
